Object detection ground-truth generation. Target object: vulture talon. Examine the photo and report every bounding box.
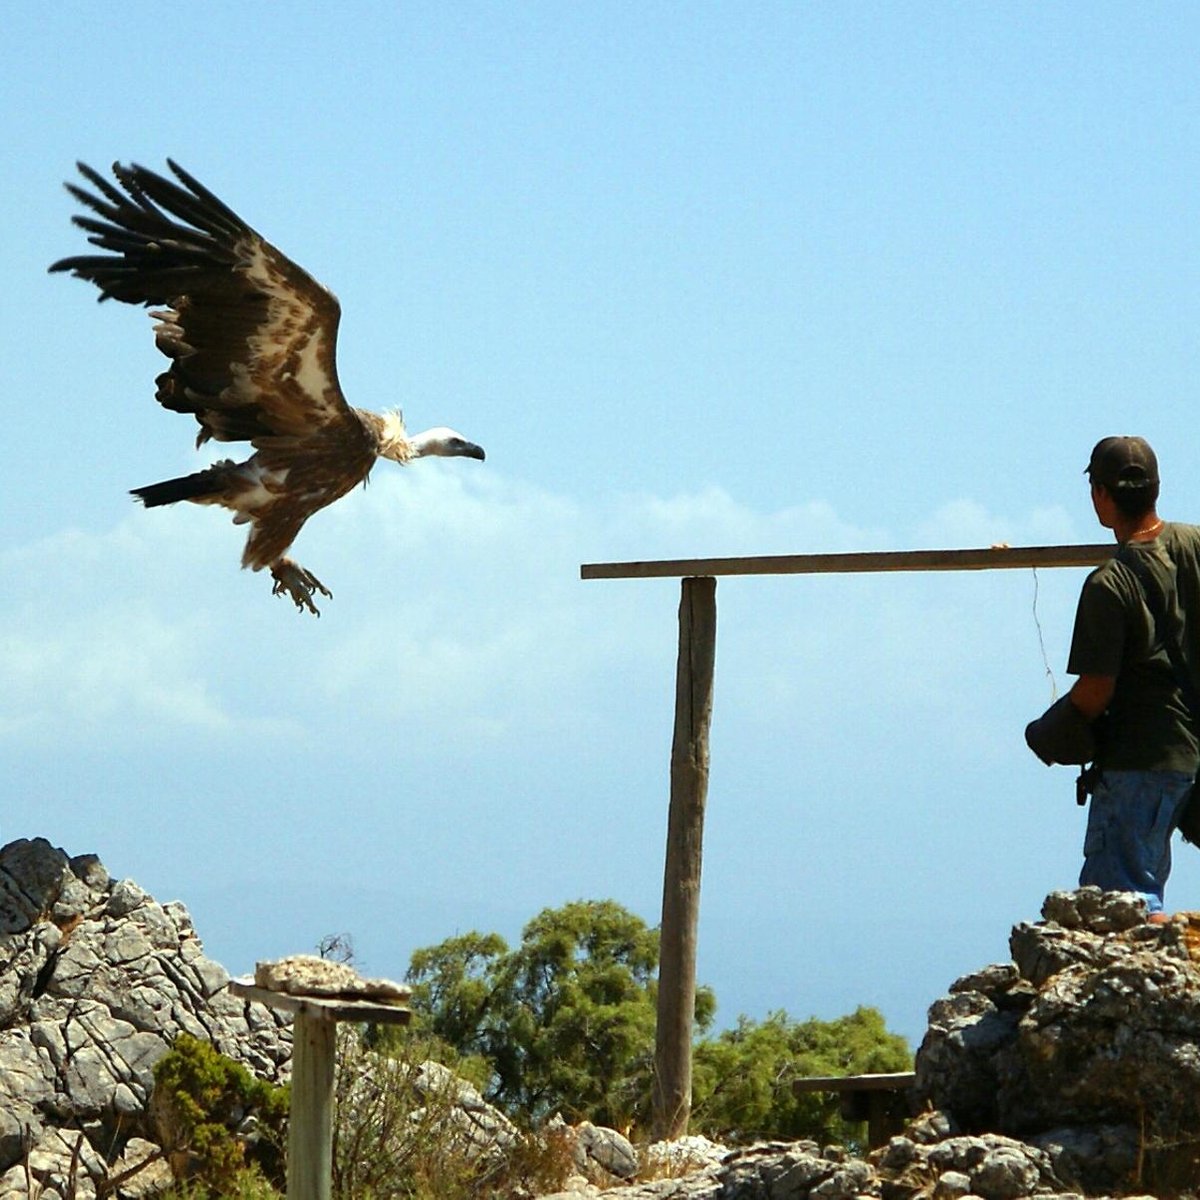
[271,559,332,617]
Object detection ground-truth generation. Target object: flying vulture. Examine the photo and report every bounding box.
[50,160,485,615]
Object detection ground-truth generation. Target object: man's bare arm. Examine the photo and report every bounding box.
[1069,674,1116,721]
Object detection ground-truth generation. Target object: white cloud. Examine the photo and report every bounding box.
[0,467,1089,768]
[914,498,1081,551]
[606,485,888,560]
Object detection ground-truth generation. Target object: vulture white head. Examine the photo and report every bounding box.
[376,411,485,465]
[409,426,487,461]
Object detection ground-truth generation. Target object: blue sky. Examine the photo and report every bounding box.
[3,4,1197,1049]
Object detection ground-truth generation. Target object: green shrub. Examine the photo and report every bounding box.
[158,1173,282,1200]
[150,1033,289,1194]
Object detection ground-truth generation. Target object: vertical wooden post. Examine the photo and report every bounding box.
[653,576,717,1141]
[287,1011,336,1200]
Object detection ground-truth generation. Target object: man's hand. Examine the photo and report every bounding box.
[1025,694,1099,765]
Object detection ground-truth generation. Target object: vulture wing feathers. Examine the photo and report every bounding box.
[52,159,353,447]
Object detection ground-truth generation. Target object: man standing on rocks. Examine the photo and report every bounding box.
[1026,436,1200,920]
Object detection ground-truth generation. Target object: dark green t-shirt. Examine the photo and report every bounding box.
[1067,522,1200,772]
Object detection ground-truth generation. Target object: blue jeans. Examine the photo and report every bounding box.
[1080,769,1194,913]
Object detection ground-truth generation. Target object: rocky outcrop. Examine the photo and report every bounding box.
[411,1058,522,1157]
[6,835,1200,1200]
[543,1136,1089,1200]
[0,837,291,1198]
[915,886,1200,1187]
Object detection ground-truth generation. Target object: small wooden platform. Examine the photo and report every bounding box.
[230,979,413,1025]
[793,1071,916,1148]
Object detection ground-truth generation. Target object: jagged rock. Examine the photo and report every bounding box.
[1025,1125,1139,1196]
[108,1137,174,1199]
[0,1128,106,1200]
[1040,887,1147,933]
[719,1140,866,1199]
[924,1135,1055,1199]
[573,1121,639,1181]
[641,1133,728,1174]
[541,1160,722,1200]
[0,838,291,1193]
[411,1058,521,1155]
[904,1110,959,1145]
[930,1169,971,1198]
[913,886,1200,1194]
[913,990,1026,1131]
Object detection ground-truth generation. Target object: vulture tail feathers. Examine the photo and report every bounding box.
[131,462,233,508]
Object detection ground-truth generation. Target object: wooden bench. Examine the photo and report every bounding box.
[792,1071,915,1148]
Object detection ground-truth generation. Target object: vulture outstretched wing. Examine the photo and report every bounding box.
[49,159,358,450]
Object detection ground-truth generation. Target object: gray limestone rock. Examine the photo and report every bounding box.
[0,838,291,1192]
[0,1128,106,1199]
[573,1120,639,1180]
[641,1133,728,1175]
[967,1144,1044,1200]
[932,1170,973,1199]
[913,889,1200,1194]
[1026,1125,1139,1196]
[1041,886,1148,933]
[412,1058,521,1154]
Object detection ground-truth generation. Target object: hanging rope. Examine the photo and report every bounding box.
[1032,566,1058,700]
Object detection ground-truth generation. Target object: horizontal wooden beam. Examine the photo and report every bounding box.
[581,543,1114,581]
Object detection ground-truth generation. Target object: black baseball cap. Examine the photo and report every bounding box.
[1086,436,1159,490]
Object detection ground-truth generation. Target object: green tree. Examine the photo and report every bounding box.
[690,1006,911,1143]
[407,899,715,1128]
[406,930,509,1062]
[405,900,910,1146]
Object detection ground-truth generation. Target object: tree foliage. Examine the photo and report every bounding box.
[405,899,910,1144]
[690,1006,911,1143]
[407,899,714,1128]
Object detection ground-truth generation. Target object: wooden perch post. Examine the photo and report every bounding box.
[288,1010,336,1199]
[229,979,412,1200]
[653,576,717,1140]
